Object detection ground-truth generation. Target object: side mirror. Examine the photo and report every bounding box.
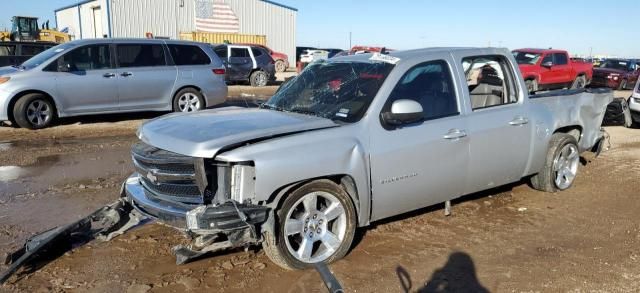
[381,99,424,126]
[542,61,553,68]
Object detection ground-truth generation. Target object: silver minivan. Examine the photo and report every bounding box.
[0,39,228,129]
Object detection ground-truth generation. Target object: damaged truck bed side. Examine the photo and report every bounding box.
[2,47,612,281]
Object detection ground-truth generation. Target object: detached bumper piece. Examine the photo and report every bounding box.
[0,199,146,284]
[174,202,269,264]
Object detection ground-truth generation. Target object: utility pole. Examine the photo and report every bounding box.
[349,31,352,49]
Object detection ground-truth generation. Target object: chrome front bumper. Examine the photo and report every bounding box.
[124,173,269,233]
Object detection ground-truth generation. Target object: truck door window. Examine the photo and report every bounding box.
[385,60,458,121]
[462,55,518,110]
[553,53,568,65]
[541,54,552,65]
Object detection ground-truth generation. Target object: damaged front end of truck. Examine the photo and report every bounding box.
[124,141,271,264]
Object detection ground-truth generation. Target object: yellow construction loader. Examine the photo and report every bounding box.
[0,16,70,43]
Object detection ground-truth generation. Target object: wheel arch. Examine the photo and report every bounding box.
[265,174,363,226]
[553,125,582,142]
[173,85,204,106]
[8,90,59,123]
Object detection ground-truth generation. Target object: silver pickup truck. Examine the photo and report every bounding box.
[124,47,611,270]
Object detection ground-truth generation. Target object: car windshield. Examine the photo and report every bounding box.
[512,51,541,65]
[599,60,631,71]
[263,60,395,123]
[20,43,75,69]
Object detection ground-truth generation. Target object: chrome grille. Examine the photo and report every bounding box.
[131,142,204,204]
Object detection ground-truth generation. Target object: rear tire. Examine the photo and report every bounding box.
[249,70,269,87]
[12,93,55,129]
[530,133,580,192]
[172,88,204,112]
[275,60,286,73]
[262,180,357,270]
[571,76,587,89]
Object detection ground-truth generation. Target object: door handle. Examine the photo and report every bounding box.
[509,116,529,126]
[120,72,133,77]
[443,129,467,140]
[103,73,116,78]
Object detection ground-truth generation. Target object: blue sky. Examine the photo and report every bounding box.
[2,0,638,57]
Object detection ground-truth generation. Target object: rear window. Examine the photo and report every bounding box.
[0,45,16,56]
[168,44,211,65]
[21,45,47,56]
[117,44,166,68]
[251,47,263,57]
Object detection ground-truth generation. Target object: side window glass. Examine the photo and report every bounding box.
[554,53,568,65]
[386,60,459,121]
[21,45,46,56]
[462,55,518,110]
[117,44,166,68]
[251,48,263,57]
[0,45,16,56]
[60,45,111,71]
[168,44,211,65]
[214,46,227,58]
[541,54,552,64]
[230,48,249,58]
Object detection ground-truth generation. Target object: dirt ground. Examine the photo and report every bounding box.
[0,89,639,292]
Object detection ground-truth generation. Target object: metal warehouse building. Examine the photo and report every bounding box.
[54,0,297,65]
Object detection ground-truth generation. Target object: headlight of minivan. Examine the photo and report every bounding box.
[0,77,10,85]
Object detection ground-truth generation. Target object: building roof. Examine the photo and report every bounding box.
[55,0,297,13]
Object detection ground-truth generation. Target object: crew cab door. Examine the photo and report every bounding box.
[454,53,532,194]
[369,57,469,221]
[552,53,572,85]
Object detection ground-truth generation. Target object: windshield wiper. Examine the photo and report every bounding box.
[11,65,25,70]
[288,106,319,117]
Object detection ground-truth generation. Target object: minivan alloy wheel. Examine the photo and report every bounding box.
[177,93,201,112]
[552,143,579,190]
[283,191,347,263]
[26,100,52,127]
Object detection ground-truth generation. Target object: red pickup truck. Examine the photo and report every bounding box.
[512,49,593,93]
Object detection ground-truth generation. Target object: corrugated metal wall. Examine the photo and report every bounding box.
[57,0,297,65]
[56,0,109,40]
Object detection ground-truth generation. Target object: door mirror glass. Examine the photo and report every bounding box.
[382,99,423,126]
[542,61,553,68]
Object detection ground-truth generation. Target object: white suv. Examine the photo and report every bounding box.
[629,78,640,127]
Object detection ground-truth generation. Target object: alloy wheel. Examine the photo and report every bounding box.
[283,191,347,263]
[26,100,51,127]
[552,143,579,190]
[178,93,201,112]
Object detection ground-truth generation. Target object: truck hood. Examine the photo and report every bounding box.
[593,67,627,75]
[138,107,340,158]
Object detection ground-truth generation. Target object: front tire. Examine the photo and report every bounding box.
[173,88,204,112]
[618,79,628,90]
[530,133,580,192]
[12,93,55,129]
[526,79,538,94]
[262,180,357,270]
[249,70,269,87]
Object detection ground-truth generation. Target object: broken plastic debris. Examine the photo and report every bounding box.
[517,207,527,212]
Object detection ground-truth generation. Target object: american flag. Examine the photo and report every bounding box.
[195,0,240,33]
